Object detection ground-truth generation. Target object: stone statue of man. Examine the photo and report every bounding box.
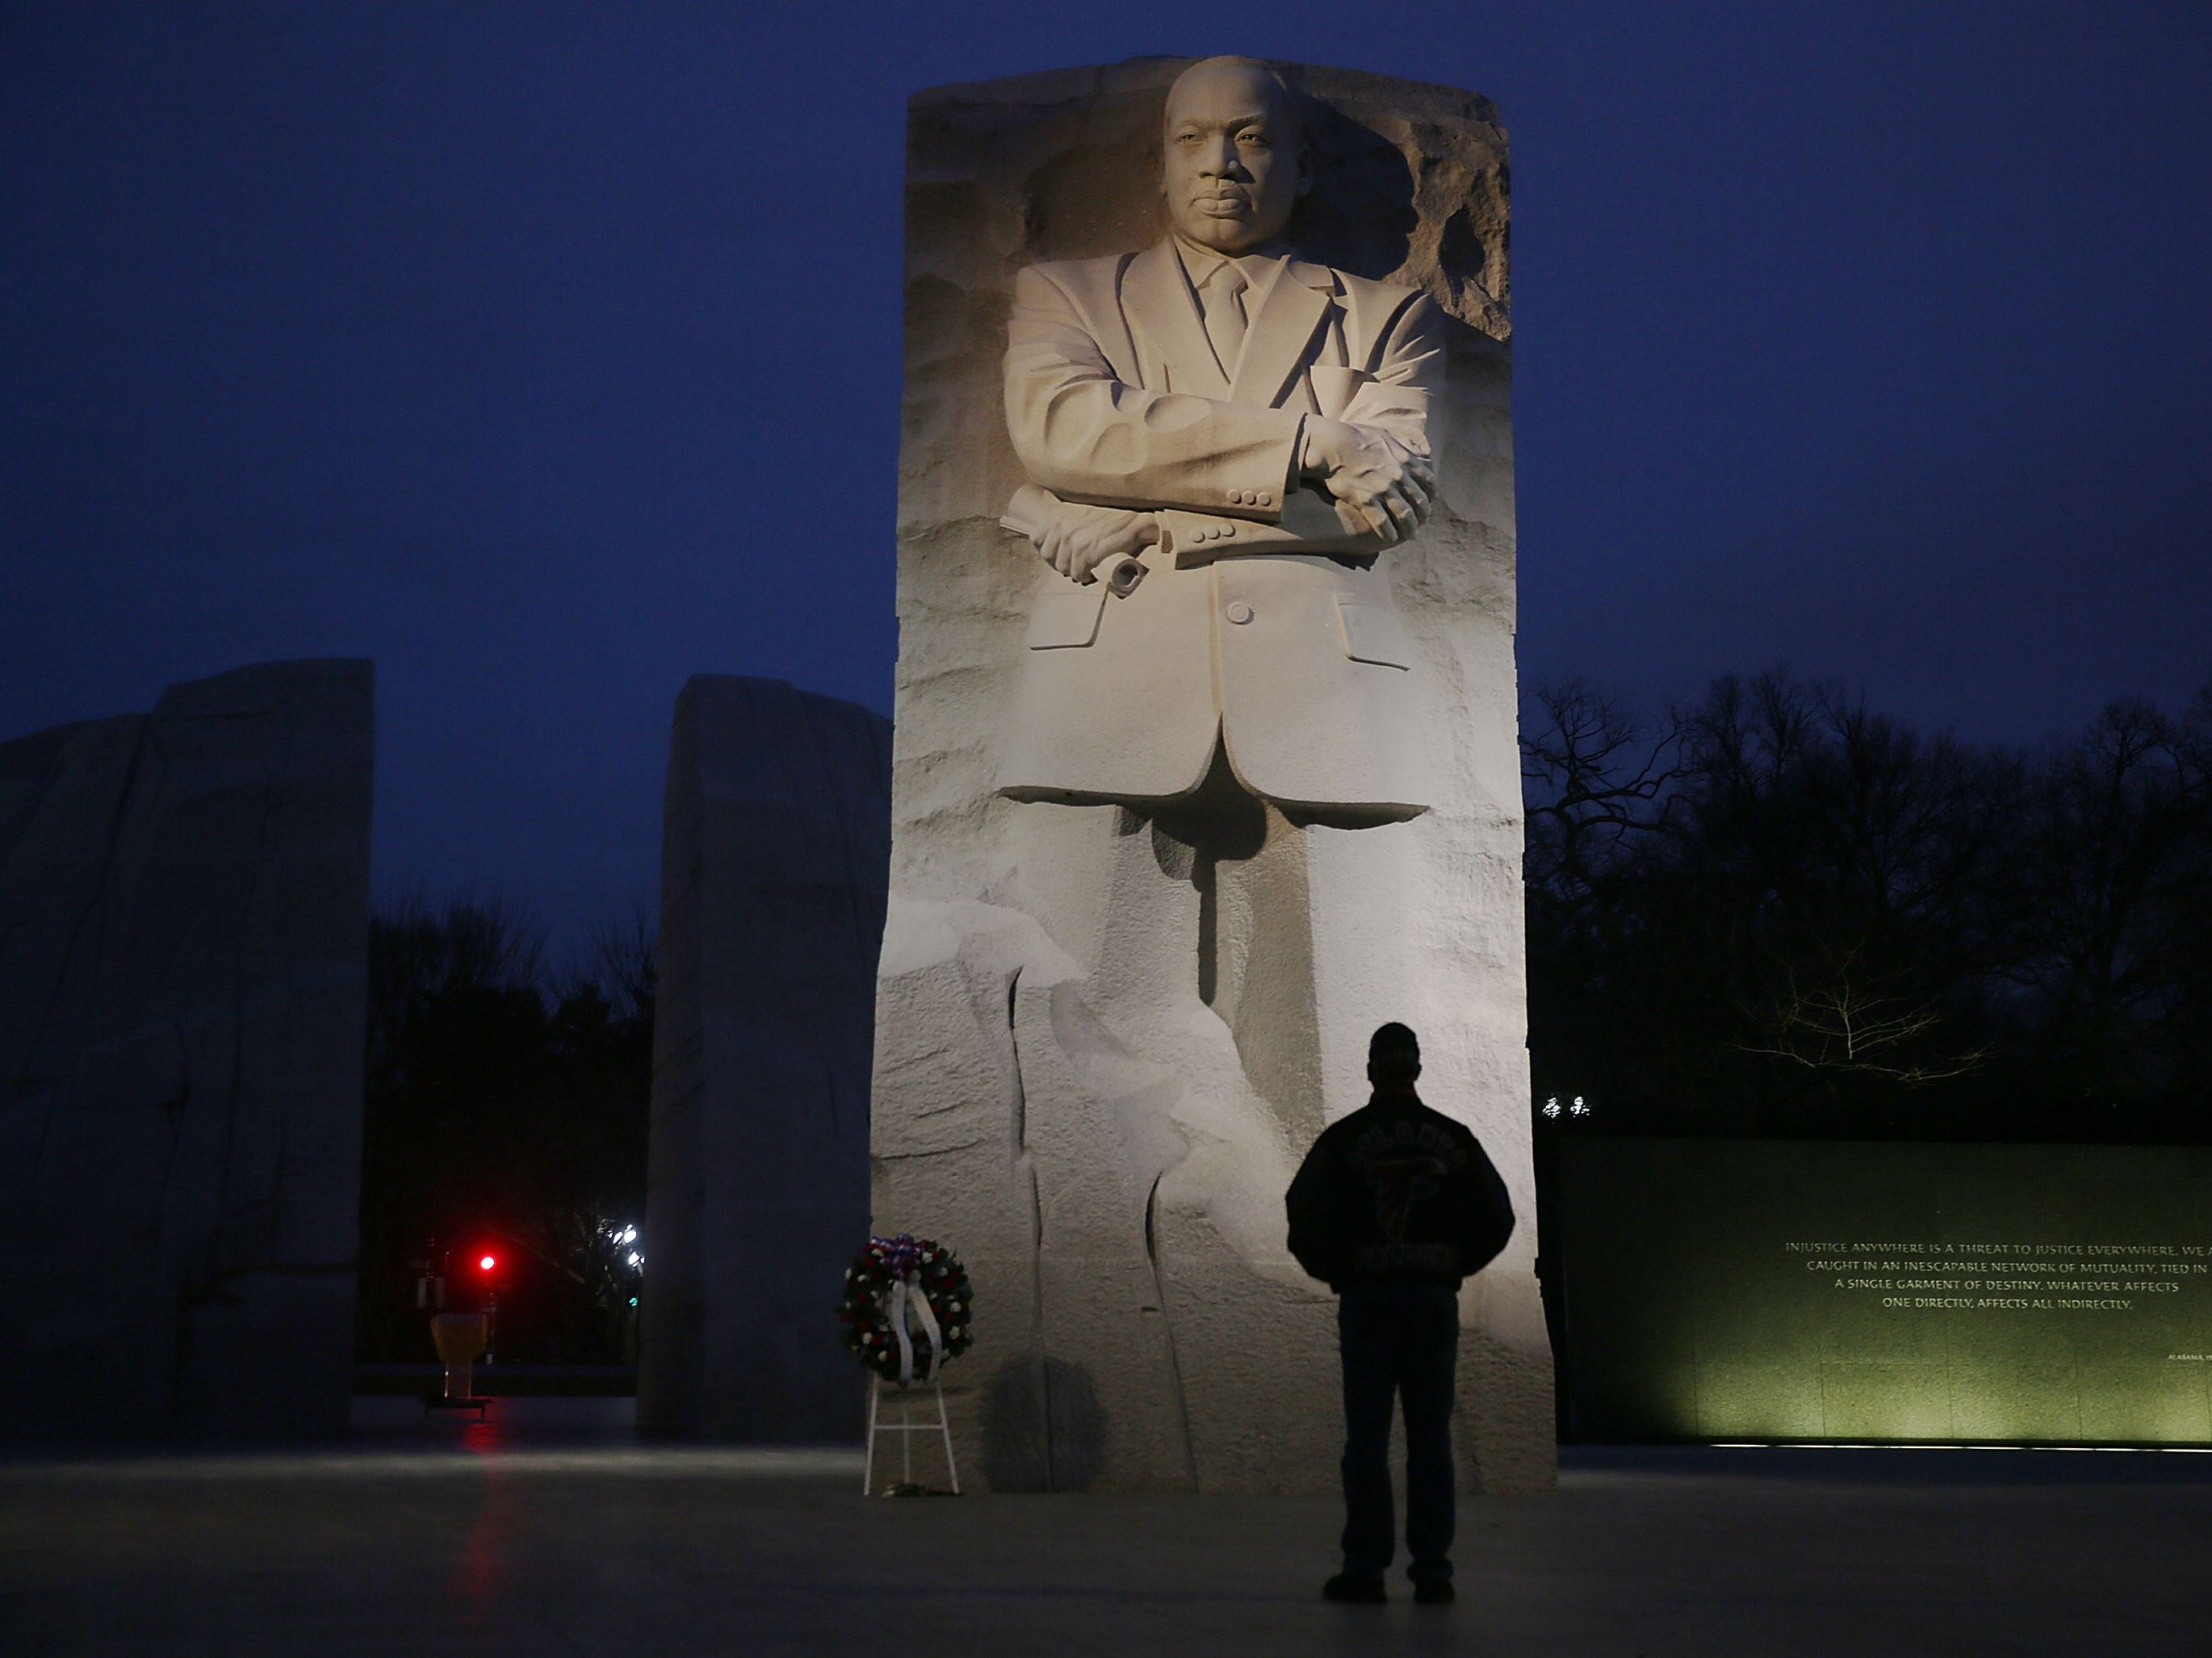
[878,55,1548,1496]
[998,56,1447,815]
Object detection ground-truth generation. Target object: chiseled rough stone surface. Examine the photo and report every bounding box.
[640,676,890,1442]
[0,660,374,1442]
[877,59,1553,1494]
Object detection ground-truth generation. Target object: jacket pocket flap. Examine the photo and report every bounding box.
[1334,597,1413,669]
[1026,581,1108,649]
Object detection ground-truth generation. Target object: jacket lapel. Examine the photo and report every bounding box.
[1121,241,1229,398]
[1229,257,1335,409]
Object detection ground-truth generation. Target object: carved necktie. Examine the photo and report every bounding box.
[1200,262,1250,382]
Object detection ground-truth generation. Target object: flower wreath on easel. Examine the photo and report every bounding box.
[837,1234,974,1385]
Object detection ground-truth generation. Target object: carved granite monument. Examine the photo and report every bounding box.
[875,57,1551,1493]
[0,661,373,1441]
[999,59,1440,813]
[640,676,890,1441]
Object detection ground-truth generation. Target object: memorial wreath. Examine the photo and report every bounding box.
[838,1233,974,1384]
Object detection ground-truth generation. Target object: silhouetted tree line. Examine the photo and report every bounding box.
[354,900,655,1365]
[1523,671,2212,1142]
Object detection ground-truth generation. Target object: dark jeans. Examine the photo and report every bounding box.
[1337,1278,1459,1584]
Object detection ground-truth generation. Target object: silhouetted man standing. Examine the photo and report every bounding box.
[1285,1023,1514,1605]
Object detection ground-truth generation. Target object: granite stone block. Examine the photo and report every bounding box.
[0,659,374,1441]
[638,676,890,1441]
[878,58,1552,1495]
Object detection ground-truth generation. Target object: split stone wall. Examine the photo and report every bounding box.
[639,676,891,1440]
[0,660,374,1442]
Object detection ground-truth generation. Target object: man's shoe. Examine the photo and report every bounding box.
[1413,1580,1456,1606]
[1322,1573,1388,1604]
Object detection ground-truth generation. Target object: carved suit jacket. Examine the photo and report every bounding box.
[996,237,1445,813]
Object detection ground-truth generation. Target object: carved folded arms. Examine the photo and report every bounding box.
[1004,265,1305,511]
[1003,259,1446,581]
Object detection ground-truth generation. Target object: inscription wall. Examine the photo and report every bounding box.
[1558,1141,2212,1444]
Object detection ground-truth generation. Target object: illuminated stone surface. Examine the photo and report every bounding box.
[877,58,1551,1493]
[1559,1140,2212,1444]
[639,676,890,1441]
[0,660,374,1442]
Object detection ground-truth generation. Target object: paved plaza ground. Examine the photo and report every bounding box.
[5,1398,2210,1655]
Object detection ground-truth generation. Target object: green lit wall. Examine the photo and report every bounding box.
[1556,1141,2212,1444]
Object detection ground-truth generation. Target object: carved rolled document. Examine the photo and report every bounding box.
[876,57,1552,1494]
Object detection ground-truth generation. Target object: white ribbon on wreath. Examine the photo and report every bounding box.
[885,1271,943,1385]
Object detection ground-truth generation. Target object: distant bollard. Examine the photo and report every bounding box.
[429,1313,489,1402]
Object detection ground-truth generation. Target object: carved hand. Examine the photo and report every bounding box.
[1300,417,1436,546]
[1035,499,1160,583]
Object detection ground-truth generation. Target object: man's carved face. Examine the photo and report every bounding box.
[1160,61,1311,256]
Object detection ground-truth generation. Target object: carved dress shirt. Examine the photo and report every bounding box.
[1177,240,1292,382]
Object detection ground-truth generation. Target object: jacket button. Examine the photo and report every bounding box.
[1221,523,1236,537]
[1225,601,1254,625]
[1257,491,1271,505]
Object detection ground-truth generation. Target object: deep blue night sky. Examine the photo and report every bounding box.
[5,2,2208,949]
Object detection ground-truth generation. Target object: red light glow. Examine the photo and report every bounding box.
[478,1254,496,1272]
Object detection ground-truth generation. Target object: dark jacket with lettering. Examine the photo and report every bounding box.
[1284,1089,1514,1290]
